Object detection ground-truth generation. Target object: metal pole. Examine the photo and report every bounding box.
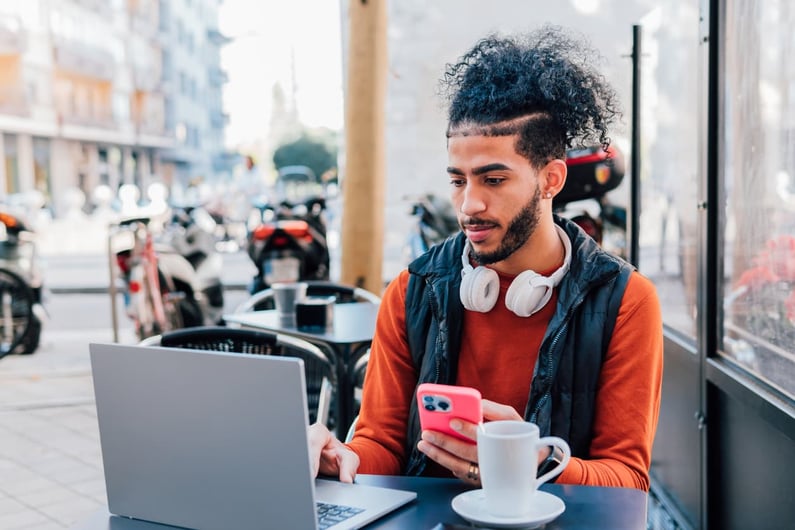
[108,227,119,343]
[630,25,642,267]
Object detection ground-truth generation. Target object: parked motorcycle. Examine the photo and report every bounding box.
[111,203,225,341]
[404,193,460,262]
[554,144,627,259]
[246,195,330,294]
[160,203,225,325]
[0,210,46,355]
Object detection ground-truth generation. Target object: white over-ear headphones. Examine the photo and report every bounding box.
[459,224,572,317]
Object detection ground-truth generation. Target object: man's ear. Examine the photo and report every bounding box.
[541,159,568,197]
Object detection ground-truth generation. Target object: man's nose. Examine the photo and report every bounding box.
[459,185,486,217]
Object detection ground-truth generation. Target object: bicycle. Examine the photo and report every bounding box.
[109,217,184,342]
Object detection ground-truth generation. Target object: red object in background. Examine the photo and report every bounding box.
[557,145,625,205]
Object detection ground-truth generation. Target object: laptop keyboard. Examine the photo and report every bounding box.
[316,502,365,529]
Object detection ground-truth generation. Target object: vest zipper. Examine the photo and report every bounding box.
[530,292,584,421]
[426,278,444,383]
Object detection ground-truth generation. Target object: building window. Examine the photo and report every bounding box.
[721,0,795,399]
[638,2,701,340]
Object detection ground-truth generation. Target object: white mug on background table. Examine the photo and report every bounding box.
[477,420,571,518]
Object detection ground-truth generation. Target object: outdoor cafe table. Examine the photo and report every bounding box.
[223,301,378,434]
[71,475,648,529]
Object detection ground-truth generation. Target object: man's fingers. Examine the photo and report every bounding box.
[448,418,479,443]
[309,422,360,481]
[336,449,360,483]
[417,436,479,485]
[308,423,333,477]
[481,399,522,421]
[308,423,335,452]
[418,431,478,466]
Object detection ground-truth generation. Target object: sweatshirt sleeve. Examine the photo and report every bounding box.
[554,271,664,490]
[345,270,419,474]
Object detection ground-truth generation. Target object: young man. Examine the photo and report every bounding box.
[309,26,663,491]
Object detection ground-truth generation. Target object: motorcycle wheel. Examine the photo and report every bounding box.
[16,314,41,355]
[0,268,34,359]
[178,297,204,328]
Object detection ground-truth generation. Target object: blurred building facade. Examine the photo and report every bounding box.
[0,0,227,215]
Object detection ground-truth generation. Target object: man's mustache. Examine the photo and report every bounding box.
[460,217,498,228]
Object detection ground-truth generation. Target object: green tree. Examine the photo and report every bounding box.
[272,133,337,183]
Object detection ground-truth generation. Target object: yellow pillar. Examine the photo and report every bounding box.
[340,0,387,294]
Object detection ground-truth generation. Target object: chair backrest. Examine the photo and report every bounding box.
[234,281,382,313]
[351,350,369,412]
[141,326,335,426]
[344,414,359,444]
[158,326,280,354]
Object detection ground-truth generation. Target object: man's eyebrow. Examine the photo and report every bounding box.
[446,163,512,176]
[473,163,511,175]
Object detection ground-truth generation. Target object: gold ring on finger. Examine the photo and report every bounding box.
[466,462,479,481]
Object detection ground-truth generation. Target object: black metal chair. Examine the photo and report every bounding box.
[140,326,335,427]
[233,280,381,313]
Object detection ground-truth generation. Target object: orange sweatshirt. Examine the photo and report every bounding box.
[346,268,663,491]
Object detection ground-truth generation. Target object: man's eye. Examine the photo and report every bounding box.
[450,179,465,187]
[485,177,504,185]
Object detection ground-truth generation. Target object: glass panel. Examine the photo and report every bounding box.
[722,0,795,399]
[638,3,701,338]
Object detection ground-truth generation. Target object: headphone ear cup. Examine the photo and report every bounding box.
[460,265,500,312]
[505,270,555,317]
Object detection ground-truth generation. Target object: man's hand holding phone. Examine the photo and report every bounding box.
[416,383,483,443]
[416,383,523,484]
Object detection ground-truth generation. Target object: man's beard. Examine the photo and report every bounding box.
[470,187,542,265]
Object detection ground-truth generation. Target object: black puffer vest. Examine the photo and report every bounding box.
[403,216,633,476]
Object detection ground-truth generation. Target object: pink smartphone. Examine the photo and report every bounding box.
[416,383,483,444]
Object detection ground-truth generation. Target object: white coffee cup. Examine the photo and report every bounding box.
[477,420,571,518]
[272,282,308,326]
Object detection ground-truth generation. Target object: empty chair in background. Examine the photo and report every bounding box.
[234,280,382,314]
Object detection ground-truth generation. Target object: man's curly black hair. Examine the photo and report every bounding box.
[440,25,620,169]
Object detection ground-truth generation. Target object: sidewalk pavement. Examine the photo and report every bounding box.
[0,330,117,530]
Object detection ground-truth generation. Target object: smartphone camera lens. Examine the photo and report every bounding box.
[425,404,436,411]
[423,395,434,403]
[437,400,450,411]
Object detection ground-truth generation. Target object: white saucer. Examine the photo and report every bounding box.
[451,489,565,529]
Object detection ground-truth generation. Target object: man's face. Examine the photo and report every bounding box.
[447,134,542,266]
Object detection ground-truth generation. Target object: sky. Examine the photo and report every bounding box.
[218,0,345,149]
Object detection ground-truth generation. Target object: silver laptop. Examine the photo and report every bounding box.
[89,342,416,530]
